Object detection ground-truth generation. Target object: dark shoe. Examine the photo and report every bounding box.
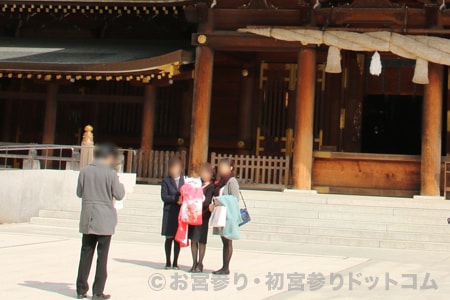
[212,269,230,275]
[189,264,197,273]
[76,295,87,299]
[92,294,111,300]
[195,263,203,273]
[164,265,171,270]
[172,266,179,270]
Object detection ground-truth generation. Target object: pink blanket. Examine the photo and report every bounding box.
[175,183,204,247]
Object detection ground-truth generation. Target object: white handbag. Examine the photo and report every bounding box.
[211,206,227,227]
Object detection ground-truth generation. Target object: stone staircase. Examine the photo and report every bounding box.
[30,185,450,251]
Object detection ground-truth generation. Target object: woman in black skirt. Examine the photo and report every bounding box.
[188,163,215,273]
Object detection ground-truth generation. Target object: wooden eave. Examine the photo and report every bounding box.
[0,39,194,82]
[0,0,192,15]
[1,0,193,5]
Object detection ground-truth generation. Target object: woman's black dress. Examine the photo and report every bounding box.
[188,182,215,244]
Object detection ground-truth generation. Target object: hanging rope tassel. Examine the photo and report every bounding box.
[440,0,446,11]
[313,0,321,9]
[369,51,382,76]
[412,58,429,84]
[325,46,342,73]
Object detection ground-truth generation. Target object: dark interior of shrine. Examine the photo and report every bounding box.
[361,95,422,155]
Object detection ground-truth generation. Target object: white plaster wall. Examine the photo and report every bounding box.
[0,170,136,223]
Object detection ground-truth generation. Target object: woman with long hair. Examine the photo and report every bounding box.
[209,158,240,275]
[188,163,215,272]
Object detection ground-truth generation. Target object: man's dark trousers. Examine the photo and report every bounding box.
[76,234,112,296]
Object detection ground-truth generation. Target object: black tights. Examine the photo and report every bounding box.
[164,238,180,267]
[220,237,233,272]
[191,241,206,268]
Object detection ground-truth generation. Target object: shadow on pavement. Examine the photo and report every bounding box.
[114,258,215,272]
[114,258,183,269]
[19,281,75,298]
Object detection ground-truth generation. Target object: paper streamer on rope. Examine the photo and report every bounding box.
[412,58,429,84]
[325,46,342,73]
[369,52,382,76]
[239,27,450,84]
[313,0,321,9]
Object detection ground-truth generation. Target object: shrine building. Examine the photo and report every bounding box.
[1,0,450,198]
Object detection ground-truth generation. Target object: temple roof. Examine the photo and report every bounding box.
[0,39,193,82]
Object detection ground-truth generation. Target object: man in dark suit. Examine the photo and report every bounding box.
[76,144,126,299]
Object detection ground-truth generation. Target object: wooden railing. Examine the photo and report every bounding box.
[0,144,187,184]
[130,149,187,184]
[0,144,81,170]
[1,145,289,189]
[210,152,290,191]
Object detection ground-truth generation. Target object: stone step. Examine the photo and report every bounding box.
[126,186,450,216]
[123,197,450,220]
[325,194,450,209]
[31,217,450,251]
[31,185,450,252]
[316,211,447,225]
[31,213,450,244]
[30,217,159,232]
[31,217,78,228]
[23,222,450,254]
[143,202,450,219]
[240,231,450,251]
[38,210,162,224]
[240,224,450,244]
[30,216,450,251]
[37,208,450,232]
[132,185,450,209]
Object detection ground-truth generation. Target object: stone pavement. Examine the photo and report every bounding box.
[0,223,449,300]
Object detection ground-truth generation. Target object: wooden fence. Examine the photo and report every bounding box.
[128,150,187,183]
[210,152,290,190]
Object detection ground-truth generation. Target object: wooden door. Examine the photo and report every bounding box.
[256,62,296,157]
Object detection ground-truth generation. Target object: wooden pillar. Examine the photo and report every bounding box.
[1,99,13,141]
[188,46,214,176]
[421,63,443,196]
[238,69,255,154]
[141,85,157,151]
[178,81,193,151]
[292,48,317,190]
[42,83,59,144]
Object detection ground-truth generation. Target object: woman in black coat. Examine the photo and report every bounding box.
[161,157,184,270]
[188,163,215,273]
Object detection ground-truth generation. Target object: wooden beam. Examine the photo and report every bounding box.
[313,8,426,28]
[211,8,308,30]
[292,48,316,190]
[188,46,214,176]
[42,83,59,145]
[421,63,443,196]
[0,91,144,103]
[192,32,310,52]
[140,85,157,151]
